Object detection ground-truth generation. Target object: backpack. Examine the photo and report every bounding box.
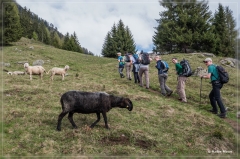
[119,56,125,65]
[133,53,140,64]
[141,53,150,65]
[125,54,130,62]
[213,65,229,84]
[161,60,169,72]
[179,59,192,77]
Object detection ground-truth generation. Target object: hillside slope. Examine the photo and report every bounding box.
[1,38,239,157]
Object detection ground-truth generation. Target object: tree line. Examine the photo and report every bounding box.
[1,0,238,58]
[102,0,238,58]
[1,0,94,55]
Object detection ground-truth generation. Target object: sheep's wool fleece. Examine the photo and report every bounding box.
[61,91,112,113]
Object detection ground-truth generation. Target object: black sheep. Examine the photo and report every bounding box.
[56,91,133,131]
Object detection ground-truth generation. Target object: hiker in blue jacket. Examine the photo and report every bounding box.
[201,58,227,118]
[155,55,173,96]
[117,52,125,78]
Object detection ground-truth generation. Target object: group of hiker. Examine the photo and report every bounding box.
[117,52,227,118]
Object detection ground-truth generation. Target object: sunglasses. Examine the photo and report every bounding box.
[204,61,209,63]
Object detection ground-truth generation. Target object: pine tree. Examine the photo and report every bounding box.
[62,32,70,50]
[153,0,215,53]
[51,31,61,48]
[212,4,227,56]
[3,0,22,44]
[72,32,83,53]
[101,20,136,57]
[125,26,136,53]
[224,6,237,57]
[212,4,237,57]
[44,26,51,44]
[102,32,117,57]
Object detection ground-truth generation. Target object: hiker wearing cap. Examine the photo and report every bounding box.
[124,52,132,80]
[172,58,187,102]
[155,56,173,96]
[117,52,125,78]
[201,58,227,118]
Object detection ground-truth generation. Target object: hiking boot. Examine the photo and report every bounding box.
[218,112,227,118]
[208,110,218,114]
[167,91,173,96]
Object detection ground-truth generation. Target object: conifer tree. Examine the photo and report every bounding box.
[51,31,61,48]
[101,19,136,57]
[153,0,215,53]
[62,32,70,50]
[102,32,117,57]
[125,26,136,53]
[212,4,237,57]
[44,26,51,44]
[72,32,83,53]
[3,0,22,44]
[212,4,227,56]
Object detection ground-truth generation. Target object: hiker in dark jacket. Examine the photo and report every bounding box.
[138,52,152,89]
[131,53,140,83]
[155,56,173,96]
[117,52,125,78]
[172,58,187,102]
[201,58,227,118]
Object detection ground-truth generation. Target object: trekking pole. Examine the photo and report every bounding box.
[199,77,203,108]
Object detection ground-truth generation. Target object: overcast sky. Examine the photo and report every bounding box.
[15,0,239,56]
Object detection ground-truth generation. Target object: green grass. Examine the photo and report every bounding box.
[1,37,239,158]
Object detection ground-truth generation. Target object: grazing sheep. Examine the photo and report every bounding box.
[24,63,46,80]
[57,91,133,131]
[7,71,25,75]
[47,65,69,80]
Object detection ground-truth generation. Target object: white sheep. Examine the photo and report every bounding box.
[47,65,70,81]
[23,63,46,80]
[7,71,25,75]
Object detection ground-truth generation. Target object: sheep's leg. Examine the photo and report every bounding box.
[50,73,54,81]
[56,111,68,131]
[30,73,32,80]
[90,113,101,128]
[62,74,64,80]
[68,112,77,129]
[102,112,110,129]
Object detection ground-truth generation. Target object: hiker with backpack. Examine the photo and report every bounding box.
[172,58,188,103]
[155,56,173,96]
[117,52,125,78]
[138,52,152,89]
[124,52,132,80]
[132,52,140,83]
[200,58,227,118]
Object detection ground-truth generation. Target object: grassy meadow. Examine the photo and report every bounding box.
[1,38,239,158]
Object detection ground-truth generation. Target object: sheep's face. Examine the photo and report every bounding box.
[24,63,29,68]
[65,65,70,70]
[119,98,133,111]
